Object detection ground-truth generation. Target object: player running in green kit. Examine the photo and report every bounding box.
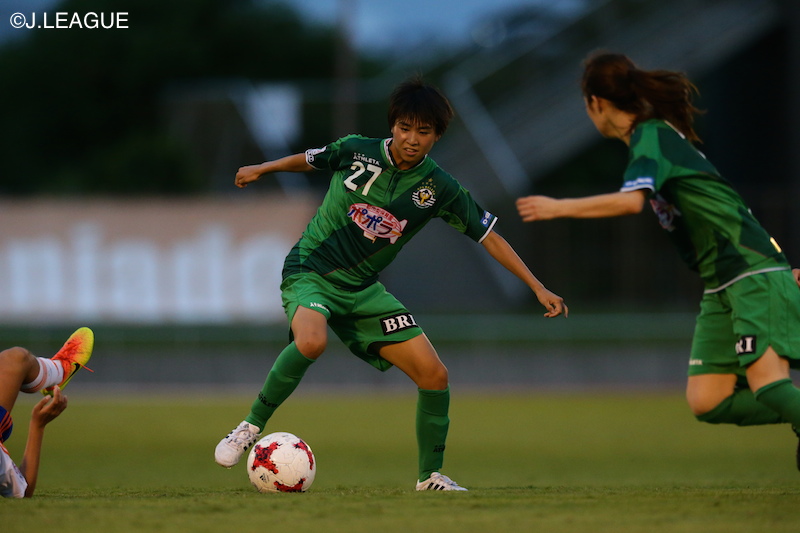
[215,76,568,491]
[517,51,800,467]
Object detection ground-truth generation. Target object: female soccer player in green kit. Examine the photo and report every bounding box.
[215,76,568,491]
[517,51,800,468]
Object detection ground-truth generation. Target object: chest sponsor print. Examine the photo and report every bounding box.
[347,203,408,244]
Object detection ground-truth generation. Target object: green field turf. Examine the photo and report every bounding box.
[3,391,800,532]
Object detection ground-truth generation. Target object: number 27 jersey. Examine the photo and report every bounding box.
[283,135,497,290]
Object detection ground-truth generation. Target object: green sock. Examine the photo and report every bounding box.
[696,386,785,426]
[417,387,450,482]
[754,379,800,427]
[245,342,315,431]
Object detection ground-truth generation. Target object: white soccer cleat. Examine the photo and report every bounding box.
[215,421,261,468]
[415,472,468,491]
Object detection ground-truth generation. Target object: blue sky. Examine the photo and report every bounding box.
[274,0,584,52]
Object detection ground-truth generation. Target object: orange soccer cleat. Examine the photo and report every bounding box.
[42,327,94,396]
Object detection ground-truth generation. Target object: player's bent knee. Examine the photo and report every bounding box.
[421,365,448,390]
[687,397,716,417]
[435,366,449,388]
[686,389,727,417]
[294,337,326,359]
[0,346,33,368]
[685,374,737,417]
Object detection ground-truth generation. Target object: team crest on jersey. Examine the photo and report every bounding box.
[348,203,408,244]
[649,194,682,232]
[412,179,437,209]
[412,186,436,209]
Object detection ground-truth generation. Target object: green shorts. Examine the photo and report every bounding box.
[688,269,800,376]
[280,272,423,371]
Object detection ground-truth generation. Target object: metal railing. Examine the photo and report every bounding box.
[436,0,781,199]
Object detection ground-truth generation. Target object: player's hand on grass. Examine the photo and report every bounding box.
[535,287,568,318]
[31,386,68,429]
[516,195,560,222]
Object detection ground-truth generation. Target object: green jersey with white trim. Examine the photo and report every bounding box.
[283,135,497,290]
[621,119,787,290]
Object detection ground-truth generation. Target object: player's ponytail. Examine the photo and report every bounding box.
[581,52,703,142]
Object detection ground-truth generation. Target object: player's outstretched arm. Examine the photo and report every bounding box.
[516,190,647,222]
[481,231,568,318]
[19,386,68,497]
[235,153,314,189]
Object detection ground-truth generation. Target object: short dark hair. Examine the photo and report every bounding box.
[387,76,454,136]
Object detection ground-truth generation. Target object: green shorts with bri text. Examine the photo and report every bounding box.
[280,272,423,371]
[688,268,800,376]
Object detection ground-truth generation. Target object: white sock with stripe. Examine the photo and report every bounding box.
[21,357,65,393]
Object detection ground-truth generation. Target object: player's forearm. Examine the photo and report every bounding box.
[554,191,646,218]
[235,153,314,188]
[482,231,567,317]
[257,153,314,175]
[19,425,45,497]
[481,232,545,292]
[517,190,646,221]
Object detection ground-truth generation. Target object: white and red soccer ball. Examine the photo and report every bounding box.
[247,432,316,493]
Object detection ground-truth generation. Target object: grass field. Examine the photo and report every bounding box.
[3,390,800,532]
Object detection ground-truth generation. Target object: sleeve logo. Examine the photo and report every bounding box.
[305,147,326,164]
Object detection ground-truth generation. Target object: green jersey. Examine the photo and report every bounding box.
[283,135,497,290]
[621,119,787,291]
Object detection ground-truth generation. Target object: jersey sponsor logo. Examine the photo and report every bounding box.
[688,358,703,366]
[481,211,492,227]
[649,193,682,232]
[735,335,757,355]
[412,186,436,209]
[347,203,408,244]
[380,312,418,335]
[354,152,382,167]
[309,302,330,313]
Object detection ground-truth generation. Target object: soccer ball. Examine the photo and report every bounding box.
[246,432,316,493]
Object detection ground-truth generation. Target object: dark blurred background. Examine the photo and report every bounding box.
[0,0,797,389]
